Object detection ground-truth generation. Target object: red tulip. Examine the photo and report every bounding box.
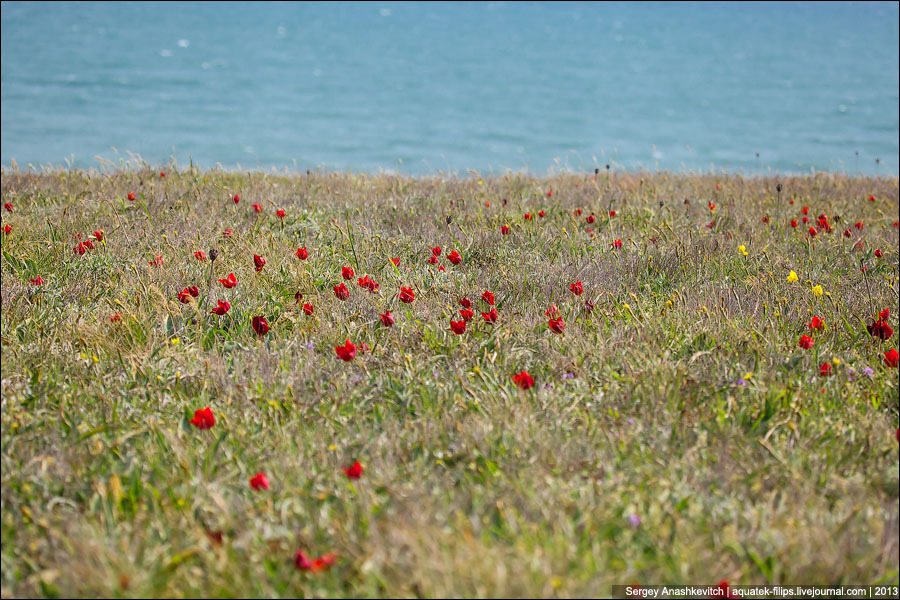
[447,250,461,265]
[399,286,415,303]
[548,317,565,334]
[481,308,498,324]
[252,316,269,336]
[2,224,11,235]
[254,254,266,272]
[294,550,314,571]
[716,581,740,600]
[807,316,824,331]
[334,283,349,301]
[358,275,379,293]
[222,228,233,238]
[150,255,164,267]
[219,273,237,288]
[609,210,617,217]
[276,209,286,219]
[93,230,103,242]
[380,311,394,327]
[585,300,594,314]
[431,246,441,256]
[799,334,814,349]
[177,288,192,303]
[233,194,240,204]
[459,297,472,309]
[83,239,95,250]
[511,371,534,390]
[790,219,798,228]
[586,214,595,224]
[342,266,354,280]
[425,254,438,265]
[189,406,215,429]
[343,461,363,479]
[194,250,206,261]
[449,320,467,334]
[546,189,553,197]
[708,201,716,212]
[819,363,832,377]
[390,257,400,266]
[73,243,86,255]
[874,249,883,258]
[801,206,809,215]
[109,312,122,323]
[612,238,623,249]
[30,276,44,286]
[159,172,165,178]
[884,348,899,368]
[570,281,583,296]
[312,553,337,572]
[460,308,474,321]
[855,221,864,230]
[252,203,262,213]
[524,213,533,221]
[480,291,495,306]
[211,300,230,315]
[296,247,308,260]
[335,339,357,361]
[573,208,582,216]
[501,225,510,235]
[545,304,560,317]
[127,192,136,202]
[844,229,852,238]
[808,227,816,237]
[249,472,269,491]
[302,302,314,315]
[868,319,893,340]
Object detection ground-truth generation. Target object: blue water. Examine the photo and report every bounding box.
[1,1,898,175]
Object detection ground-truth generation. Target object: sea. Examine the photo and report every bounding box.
[1,1,898,175]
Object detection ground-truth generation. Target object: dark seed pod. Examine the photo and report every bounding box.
[776,183,783,193]
[209,248,218,262]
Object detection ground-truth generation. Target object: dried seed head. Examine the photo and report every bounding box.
[209,248,218,261]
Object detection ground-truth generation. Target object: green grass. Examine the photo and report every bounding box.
[1,166,898,598]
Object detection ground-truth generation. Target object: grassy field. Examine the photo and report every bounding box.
[1,167,898,598]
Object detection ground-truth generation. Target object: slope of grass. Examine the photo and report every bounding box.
[1,167,898,598]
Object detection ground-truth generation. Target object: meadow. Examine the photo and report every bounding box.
[0,167,898,598]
